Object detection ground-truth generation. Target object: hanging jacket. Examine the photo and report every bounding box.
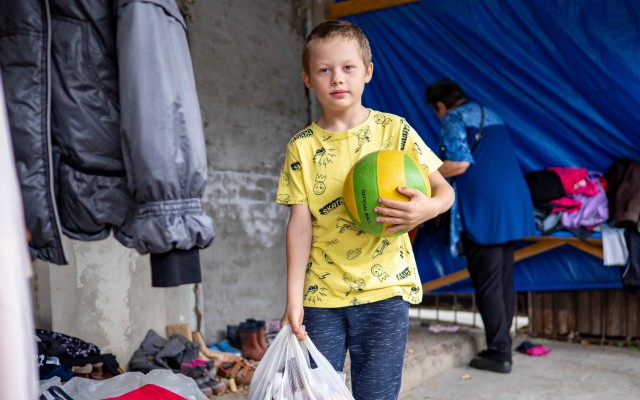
[605,159,640,232]
[0,0,215,286]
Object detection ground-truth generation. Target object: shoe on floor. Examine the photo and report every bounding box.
[469,356,512,373]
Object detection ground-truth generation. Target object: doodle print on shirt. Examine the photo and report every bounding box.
[371,264,390,282]
[290,129,314,143]
[400,123,410,150]
[396,267,411,280]
[382,136,395,149]
[374,113,391,127]
[350,125,371,153]
[349,297,367,306]
[313,147,336,167]
[347,247,362,259]
[343,272,366,297]
[409,287,421,303]
[319,197,344,215]
[325,238,339,247]
[373,238,390,258]
[400,245,409,259]
[336,217,365,235]
[305,284,328,304]
[323,251,334,264]
[291,161,301,171]
[276,194,290,203]
[280,170,290,187]
[313,174,327,195]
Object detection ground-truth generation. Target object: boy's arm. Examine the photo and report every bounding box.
[374,170,454,235]
[283,204,312,340]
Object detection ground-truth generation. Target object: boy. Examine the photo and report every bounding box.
[276,20,454,399]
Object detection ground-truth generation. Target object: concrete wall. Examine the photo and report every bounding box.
[191,0,311,341]
[32,0,314,368]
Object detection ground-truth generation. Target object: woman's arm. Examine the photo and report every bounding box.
[439,160,470,178]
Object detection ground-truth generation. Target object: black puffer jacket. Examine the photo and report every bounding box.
[0,0,215,286]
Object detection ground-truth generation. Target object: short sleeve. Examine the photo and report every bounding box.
[403,121,443,176]
[275,142,308,205]
[439,111,474,163]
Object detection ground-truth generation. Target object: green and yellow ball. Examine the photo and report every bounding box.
[343,150,431,237]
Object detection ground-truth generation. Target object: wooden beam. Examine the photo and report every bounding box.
[327,0,420,19]
[422,268,469,293]
[421,235,604,293]
[568,240,603,259]
[513,240,566,262]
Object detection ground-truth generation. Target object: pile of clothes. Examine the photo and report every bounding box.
[37,329,121,382]
[525,160,640,291]
[525,166,609,236]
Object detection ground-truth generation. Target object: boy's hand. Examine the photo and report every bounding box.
[281,304,307,340]
[374,187,439,235]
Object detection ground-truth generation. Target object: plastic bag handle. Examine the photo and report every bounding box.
[47,386,76,400]
[302,335,336,373]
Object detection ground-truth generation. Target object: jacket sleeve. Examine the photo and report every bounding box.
[116,0,215,286]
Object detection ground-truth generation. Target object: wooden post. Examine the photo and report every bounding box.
[326,0,420,19]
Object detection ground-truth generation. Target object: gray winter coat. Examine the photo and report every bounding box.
[0,0,215,286]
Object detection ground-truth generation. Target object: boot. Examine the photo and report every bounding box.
[227,324,240,349]
[249,319,268,351]
[238,322,265,360]
[91,362,103,380]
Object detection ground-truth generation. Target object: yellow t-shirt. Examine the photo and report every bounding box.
[276,110,442,308]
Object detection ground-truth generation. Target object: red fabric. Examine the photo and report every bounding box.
[102,384,186,400]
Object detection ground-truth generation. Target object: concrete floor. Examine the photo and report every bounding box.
[219,319,640,399]
[402,334,640,400]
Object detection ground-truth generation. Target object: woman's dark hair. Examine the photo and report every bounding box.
[425,79,467,109]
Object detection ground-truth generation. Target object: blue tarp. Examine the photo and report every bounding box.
[345,0,639,292]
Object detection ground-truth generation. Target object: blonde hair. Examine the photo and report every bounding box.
[302,20,372,76]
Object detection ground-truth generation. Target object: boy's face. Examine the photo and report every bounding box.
[302,37,373,113]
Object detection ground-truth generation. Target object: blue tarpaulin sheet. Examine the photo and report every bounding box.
[344,0,639,292]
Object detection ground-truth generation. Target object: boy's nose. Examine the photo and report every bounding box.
[332,73,344,85]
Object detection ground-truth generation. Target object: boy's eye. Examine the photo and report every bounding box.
[344,65,354,71]
[319,67,329,73]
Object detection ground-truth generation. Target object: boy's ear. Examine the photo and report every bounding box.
[364,62,374,83]
[302,71,313,90]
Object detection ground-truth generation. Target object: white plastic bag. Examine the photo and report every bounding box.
[39,369,207,400]
[249,325,354,400]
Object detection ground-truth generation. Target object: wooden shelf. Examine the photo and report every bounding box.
[422,235,604,293]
